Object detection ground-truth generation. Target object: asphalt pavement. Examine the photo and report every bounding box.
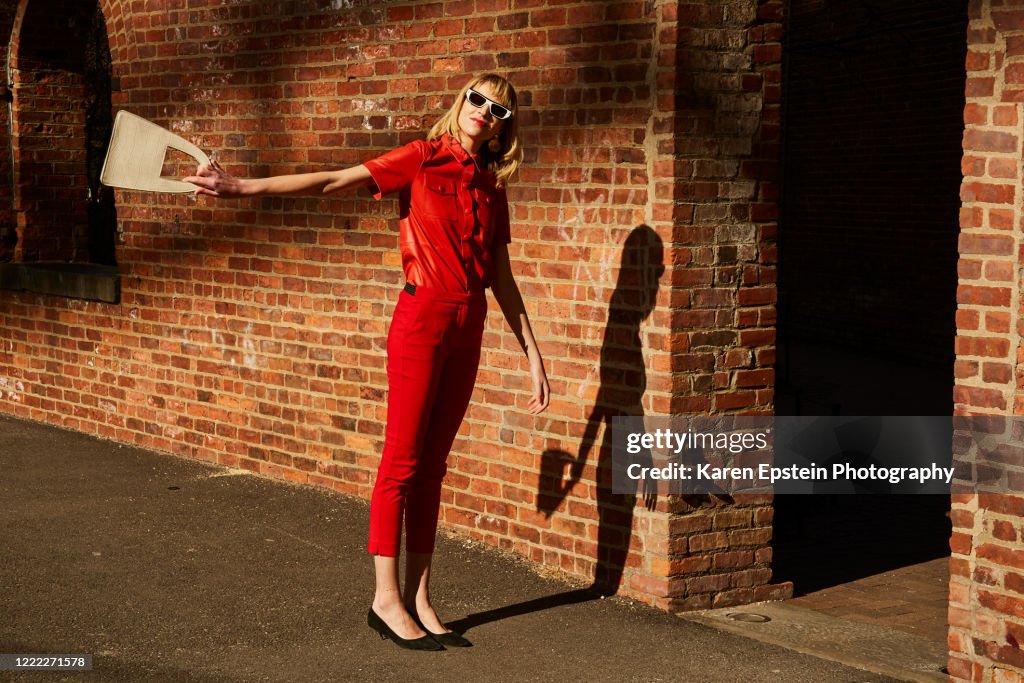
[1,413,915,682]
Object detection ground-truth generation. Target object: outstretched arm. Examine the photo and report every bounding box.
[183,159,372,198]
[491,242,550,414]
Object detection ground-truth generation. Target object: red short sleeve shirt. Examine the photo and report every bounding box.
[363,133,512,293]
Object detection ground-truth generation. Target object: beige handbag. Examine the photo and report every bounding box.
[100,110,210,193]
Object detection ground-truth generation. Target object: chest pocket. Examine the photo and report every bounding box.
[420,172,459,219]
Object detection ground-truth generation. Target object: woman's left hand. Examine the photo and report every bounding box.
[527,356,550,414]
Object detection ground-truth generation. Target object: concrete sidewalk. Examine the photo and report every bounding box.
[2,414,914,682]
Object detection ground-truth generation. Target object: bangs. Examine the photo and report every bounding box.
[471,76,516,110]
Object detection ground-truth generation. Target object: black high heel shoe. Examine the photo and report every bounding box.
[367,607,444,651]
[411,613,473,648]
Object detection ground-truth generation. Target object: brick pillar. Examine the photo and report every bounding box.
[951,1,1024,679]
[640,0,789,611]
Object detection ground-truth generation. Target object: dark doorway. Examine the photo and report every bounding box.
[773,0,967,613]
[12,0,116,265]
[1,0,118,302]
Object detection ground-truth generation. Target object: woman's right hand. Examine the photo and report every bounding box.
[183,157,248,198]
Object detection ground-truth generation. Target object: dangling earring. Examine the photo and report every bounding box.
[487,137,502,153]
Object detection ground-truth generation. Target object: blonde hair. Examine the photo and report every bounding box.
[427,73,522,188]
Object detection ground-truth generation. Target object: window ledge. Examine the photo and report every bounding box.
[0,262,120,303]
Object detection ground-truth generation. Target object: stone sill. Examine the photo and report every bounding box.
[0,262,120,303]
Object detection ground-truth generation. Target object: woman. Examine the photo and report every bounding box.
[185,74,550,651]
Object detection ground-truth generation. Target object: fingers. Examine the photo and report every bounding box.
[183,168,216,192]
[191,162,217,177]
[528,387,542,412]
[183,176,216,191]
[190,154,227,180]
[527,379,551,414]
[184,159,230,195]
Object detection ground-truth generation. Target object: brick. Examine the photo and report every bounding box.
[956,310,980,331]
[993,105,1018,126]
[685,573,731,595]
[950,532,973,555]
[977,542,1024,569]
[712,587,755,608]
[948,656,976,682]
[712,509,753,530]
[980,494,1024,517]
[953,385,1007,410]
[992,519,1017,542]
[753,583,791,602]
[978,589,1024,620]
[963,129,1018,153]
[995,11,1024,33]
[966,77,995,98]
[961,182,1015,204]
[982,362,1012,384]
[689,532,728,552]
[989,208,1015,230]
[988,158,1018,179]
[711,550,754,571]
[956,285,1011,307]
[734,368,773,388]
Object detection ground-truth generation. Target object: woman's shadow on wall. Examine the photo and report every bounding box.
[450,225,664,632]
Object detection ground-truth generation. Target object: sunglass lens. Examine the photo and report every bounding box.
[467,91,487,107]
[490,104,510,119]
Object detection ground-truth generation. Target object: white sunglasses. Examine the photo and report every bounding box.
[465,88,513,120]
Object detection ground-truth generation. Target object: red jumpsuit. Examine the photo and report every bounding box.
[363,132,511,556]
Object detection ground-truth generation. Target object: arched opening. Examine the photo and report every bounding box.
[1,0,117,301]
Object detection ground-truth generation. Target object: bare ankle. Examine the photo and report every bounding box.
[406,596,432,610]
[373,588,404,609]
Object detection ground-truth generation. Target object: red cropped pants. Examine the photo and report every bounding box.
[367,285,487,557]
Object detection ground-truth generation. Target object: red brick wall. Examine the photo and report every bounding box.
[952,1,1024,680]
[0,0,783,609]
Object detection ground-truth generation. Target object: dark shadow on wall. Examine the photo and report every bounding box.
[537,225,663,594]
[450,226,664,633]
